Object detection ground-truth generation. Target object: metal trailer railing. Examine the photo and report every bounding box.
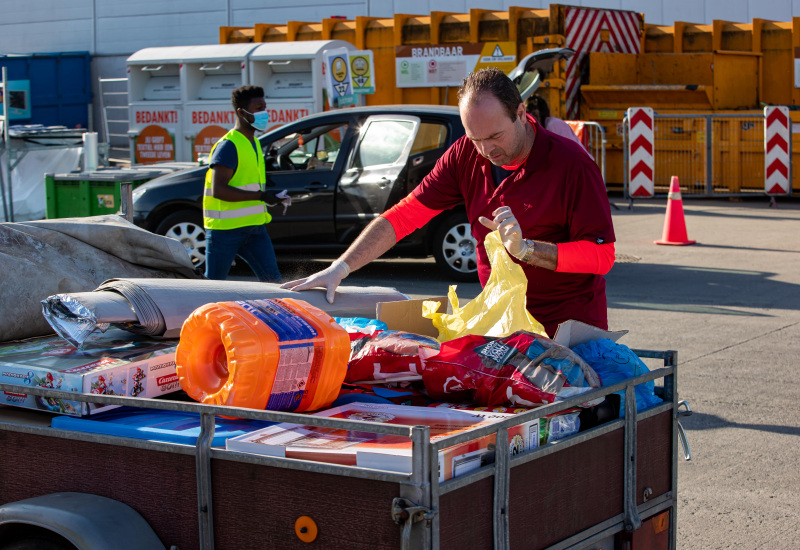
[0,349,689,550]
[0,67,11,222]
[623,112,772,204]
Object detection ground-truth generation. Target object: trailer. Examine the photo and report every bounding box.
[0,348,689,550]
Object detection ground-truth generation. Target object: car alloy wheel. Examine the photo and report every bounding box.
[432,212,479,281]
[156,211,207,269]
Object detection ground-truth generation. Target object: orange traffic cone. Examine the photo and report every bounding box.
[655,176,696,246]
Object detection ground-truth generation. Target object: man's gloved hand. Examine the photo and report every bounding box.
[280,259,351,304]
[478,206,525,258]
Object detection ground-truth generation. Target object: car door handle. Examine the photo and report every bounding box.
[305,183,328,190]
[412,156,424,166]
[379,177,391,188]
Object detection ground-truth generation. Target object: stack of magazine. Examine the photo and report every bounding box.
[226,402,539,482]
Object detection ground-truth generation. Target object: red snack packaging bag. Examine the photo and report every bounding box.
[345,331,440,384]
[421,331,599,408]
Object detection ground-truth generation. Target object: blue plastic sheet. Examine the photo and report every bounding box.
[334,317,388,334]
[572,339,662,417]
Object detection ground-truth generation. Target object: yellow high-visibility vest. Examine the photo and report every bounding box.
[203,129,271,230]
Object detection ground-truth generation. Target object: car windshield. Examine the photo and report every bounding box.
[262,123,348,171]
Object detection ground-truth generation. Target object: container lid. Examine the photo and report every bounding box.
[198,74,243,100]
[9,125,86,139]
[250,39,352,60]
[263,72,313,98]
[50,170,164,182]
[127,46,195,64]
[181,43,261,62]
[143,75,181,100]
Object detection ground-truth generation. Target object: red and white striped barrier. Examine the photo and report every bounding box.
[764,106,791,195]
[564,7,641,120]
[627,107,655,198]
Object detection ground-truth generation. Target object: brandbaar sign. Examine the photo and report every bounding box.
[395,42,517,88]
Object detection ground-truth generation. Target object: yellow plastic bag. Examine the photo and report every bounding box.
[422,230,547,342]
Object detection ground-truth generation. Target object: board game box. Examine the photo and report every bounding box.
[0,329,179,416]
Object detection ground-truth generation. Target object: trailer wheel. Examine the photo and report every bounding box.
[0,493,166,550]
[0,532,76,550]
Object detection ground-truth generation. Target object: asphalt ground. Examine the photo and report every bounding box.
[265,194,800,549]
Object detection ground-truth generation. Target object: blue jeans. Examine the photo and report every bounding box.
[204,225,282,282]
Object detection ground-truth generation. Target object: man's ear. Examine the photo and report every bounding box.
[516,103,526,122]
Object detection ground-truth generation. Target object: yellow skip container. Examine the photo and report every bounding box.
[175,298,349,413]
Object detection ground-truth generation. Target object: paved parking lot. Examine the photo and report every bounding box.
[275,195,800,549]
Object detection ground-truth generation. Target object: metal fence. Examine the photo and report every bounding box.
[623,112,768,200]
[566,120,607,183]
[583,121,607,183]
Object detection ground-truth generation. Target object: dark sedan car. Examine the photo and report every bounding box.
[132,104,479,280]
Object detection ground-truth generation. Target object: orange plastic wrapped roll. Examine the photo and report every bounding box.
[175,298,349,413]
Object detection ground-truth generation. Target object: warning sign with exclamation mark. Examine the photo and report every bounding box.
[477,41,517,71]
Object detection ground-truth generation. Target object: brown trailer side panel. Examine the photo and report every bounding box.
[636,411,673,506]
[0,430,198,550]
[438,477,495,549]
[211,459,402,549]
[505,410,673,549]
[508,428,625,548]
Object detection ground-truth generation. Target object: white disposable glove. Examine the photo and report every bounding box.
[279,259,350,304]
[478,206,525,258]
[275,190,291,215]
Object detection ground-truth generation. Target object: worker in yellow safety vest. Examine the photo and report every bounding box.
[203,85,288,281]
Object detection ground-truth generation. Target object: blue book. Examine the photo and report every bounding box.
[51,407,275,447]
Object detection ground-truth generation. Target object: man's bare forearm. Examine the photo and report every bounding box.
[339,217,398,272]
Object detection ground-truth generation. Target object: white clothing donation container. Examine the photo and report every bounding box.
[127,46,191,164]
[249,40,356,133]
[182,43,260,162]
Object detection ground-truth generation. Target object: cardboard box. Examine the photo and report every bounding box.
[551,319,628,348]
[0,329,179,416]
[375,296,447,338]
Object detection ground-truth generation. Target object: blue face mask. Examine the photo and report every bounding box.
[244,109,270,132]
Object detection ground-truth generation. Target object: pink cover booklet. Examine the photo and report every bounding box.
[226,402,539,481]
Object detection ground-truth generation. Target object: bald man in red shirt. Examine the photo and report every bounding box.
[282,68,615,337]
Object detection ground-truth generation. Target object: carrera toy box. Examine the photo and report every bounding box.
[0,329,179,417]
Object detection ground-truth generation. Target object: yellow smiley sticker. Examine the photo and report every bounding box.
[351,56,368,76]
[331,57,348,82]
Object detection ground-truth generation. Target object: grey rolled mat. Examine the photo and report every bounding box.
[0,215,202,343]
[41,278,410,346]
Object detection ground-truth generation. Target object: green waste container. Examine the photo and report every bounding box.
[45,169,163,219]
